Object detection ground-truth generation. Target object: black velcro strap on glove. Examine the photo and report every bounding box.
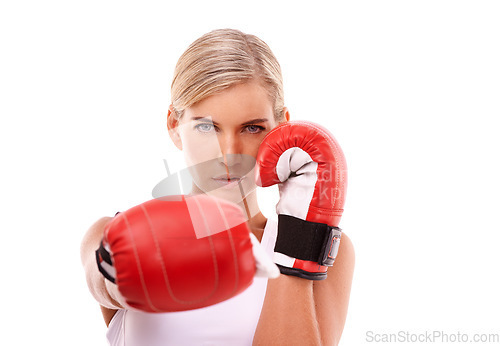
[96,240,116,284]
[275,214,342,266]
[95,211,121,284]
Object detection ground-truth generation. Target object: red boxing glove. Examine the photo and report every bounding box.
[256,121,347,280]
[96,194,271,312]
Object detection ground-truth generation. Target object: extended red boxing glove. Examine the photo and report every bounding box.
[96,194,278,312]
[256,121,347,280]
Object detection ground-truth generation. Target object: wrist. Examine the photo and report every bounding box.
[274,214,342,281]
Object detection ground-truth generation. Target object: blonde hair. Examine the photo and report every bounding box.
[171,28,285,121]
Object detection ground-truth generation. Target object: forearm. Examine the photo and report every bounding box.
[253,235,356,346]
[313,234,356,346]
[85,263,124,309]
[253,275,321,346]
[80,216,124,309]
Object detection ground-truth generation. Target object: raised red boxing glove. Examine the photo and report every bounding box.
[256,120,347,280]
[96,194,262,312]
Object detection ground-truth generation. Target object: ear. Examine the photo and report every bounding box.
[167,105,183,150]
[282,107,290,122]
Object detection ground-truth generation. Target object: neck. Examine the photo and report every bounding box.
[190,183,267,236]
[237,190,267,242]
[238,189,266,229]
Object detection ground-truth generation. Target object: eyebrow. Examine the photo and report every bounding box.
[190,116,269,126]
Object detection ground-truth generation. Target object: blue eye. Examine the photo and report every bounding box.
[245,125,265,134]
[195,123,215,133]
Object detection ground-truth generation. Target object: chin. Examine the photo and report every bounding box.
[196,178,256,207]
[206,188,245,205]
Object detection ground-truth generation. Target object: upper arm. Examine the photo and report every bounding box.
[101,305,119,327]
[81,216,123,312]
[313,233,355,346]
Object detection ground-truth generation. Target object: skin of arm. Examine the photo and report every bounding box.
[80,216,124,326]
[253,233,355,346]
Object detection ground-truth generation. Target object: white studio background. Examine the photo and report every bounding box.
[1,1,499,345]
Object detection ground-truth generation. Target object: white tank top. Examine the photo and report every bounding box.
[106,218,278,346]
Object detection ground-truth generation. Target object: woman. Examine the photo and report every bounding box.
[81,28,355,345]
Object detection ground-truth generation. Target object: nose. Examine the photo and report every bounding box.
[217,133,243,167]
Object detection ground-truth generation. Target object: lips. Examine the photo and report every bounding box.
[213,175,241,182]
[212,175,245,188]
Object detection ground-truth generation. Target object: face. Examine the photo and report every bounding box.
[169,81,284,204]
